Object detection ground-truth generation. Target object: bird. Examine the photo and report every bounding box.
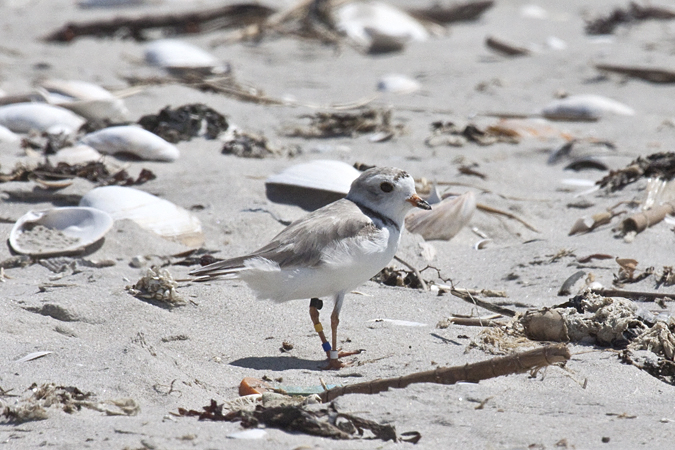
[190,166,431,369]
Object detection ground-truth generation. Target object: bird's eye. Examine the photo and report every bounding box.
[380,182,393,193]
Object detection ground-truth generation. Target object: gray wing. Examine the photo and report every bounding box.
[190,199,375,278]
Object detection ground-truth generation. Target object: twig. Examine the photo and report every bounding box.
[447,287,508,298]
[446,317,504,327]
[477,202,540,232]
[319,344,570,402]
[393,255,428,291]
[449,289,516,317]
[591,288,675,302]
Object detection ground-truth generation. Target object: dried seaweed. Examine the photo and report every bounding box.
[0,160,155,186]
[407,1,494,25]
[372,266,427,290]
[177,400,418,443]
[285,108,398,139]
[138,104,228,143]
[424,120,520,147]
[585,2,675,35]
[221,129,299,158]
[597,152,675,191]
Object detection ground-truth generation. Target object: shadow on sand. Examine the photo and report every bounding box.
[229,355,323,371]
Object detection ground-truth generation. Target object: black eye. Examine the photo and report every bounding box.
[380,182,393,193]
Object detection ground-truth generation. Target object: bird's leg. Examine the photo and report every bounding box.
[323,292,361,370]
[309,298,331,358]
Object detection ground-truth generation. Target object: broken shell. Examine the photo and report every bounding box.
[51,145,103,165]
[39,79,129,122]
[9,207,113,257]
[79,186,204,246]
[0,103,86,134]
[541,94,635,121]
[0,124,20,143]
[265,160,361,211]
[79,125,180,162]
[144,39,228,75]
[377,74,421,94]
[405,191,476,241]
[335,1,428,52]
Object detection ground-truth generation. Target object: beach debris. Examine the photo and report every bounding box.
[619,201,675,236]
[585,3,675,35]
[126,266,185,306]
[377,74,420,94]
[484,118,573,141]
[595,64,675,84]
[335,1,428,53]
[177,397,418,443]
[38,256,115,273]
[437,314,503,328]
[424,120,520,147]
[0,103,85,134]
[613,258,653,287]
[541,94,634,121]
[568,209,621,236]
[485,35,530,56]
[145,39,229,76]
[138,103,228,143]
[44,4,274,42]
[51,145,103,165]
[476,203,539,233]
[597,152,675,192]
[405,191,476,241]
[372,266,427,290]
[446,288,516,317]
[9,207,113,257]
[320,344,570,401]
[285,108,398,139]
[80,186,204,246]
[38,79,129,122]
[15,351,53,363]
[558,270,588,296]
[0,124,20,142]
[548,139,615,168]
[0,160,156,187]
[221,127,298,159]
[79,125,180,162]
[265,160,360,210]
[2,383,138,423]
[407,0,494,25]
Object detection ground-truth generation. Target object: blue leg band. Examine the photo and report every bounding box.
[322,341,332,352]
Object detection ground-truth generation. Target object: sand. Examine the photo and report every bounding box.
[2,0,675,448]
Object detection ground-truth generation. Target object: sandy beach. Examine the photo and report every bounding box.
[2,0,675,448]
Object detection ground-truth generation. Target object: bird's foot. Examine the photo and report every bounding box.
[322,349,364,370]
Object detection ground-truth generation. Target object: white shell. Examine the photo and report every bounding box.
[0,124,20,142]
[9,207,113,257]
[265,160,361,210]
[79,125,180,162]
[0,103,86,134]
[377,74,421,94]
[39,79,129,122]
[51,145,103,165]
[405,191,476,241]
[336,1,429,48]
[541,94,635,121]
[79,186,204,246]
[144,39,225,73]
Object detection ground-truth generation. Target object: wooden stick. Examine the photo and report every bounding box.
[319,344,570,402]
[393,255,428,291]
[477,203,540,232]
[450,289,516,317]
[591,288,675,302]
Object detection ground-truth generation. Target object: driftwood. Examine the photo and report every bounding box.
[407,1,494,25]
[595,64,675,83]
[450,288,516,317]
[43,4,275,42]
[319,344,570,402]
[485,36,530,56]
[590,288,675,302]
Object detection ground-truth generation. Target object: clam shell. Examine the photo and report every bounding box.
[9,207,113,257]
[541,94,635,121]
[79,186,204,246]
[52,144,103,165]
[377,74,421,94]
[39,79,129,122]
[265,160,361,211]
[0,103,86,134]
[0,124,20,143]
[405,191,476,241]
[79,125,179,162]
[144,39,227,74]
[336,1,429,49]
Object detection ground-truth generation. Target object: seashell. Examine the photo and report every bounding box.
[0,103,86,134]
[144,39,227,75]
[9,207,114,257]
[265,160,361,211]
[79,125,179,162]
[541,94,635,121]
[377,74,421,94]
[79,186,204,246]
[405,191,476,241]
[0,124,20,142]
[51,144,103,165]
[335,1,429,52]
[40,79,129,122]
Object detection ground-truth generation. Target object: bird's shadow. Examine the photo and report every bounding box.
[229,355,323,371]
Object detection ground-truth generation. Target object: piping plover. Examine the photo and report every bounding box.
[190,166,430,369]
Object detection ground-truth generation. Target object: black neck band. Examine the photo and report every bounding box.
[351,200,399,232]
